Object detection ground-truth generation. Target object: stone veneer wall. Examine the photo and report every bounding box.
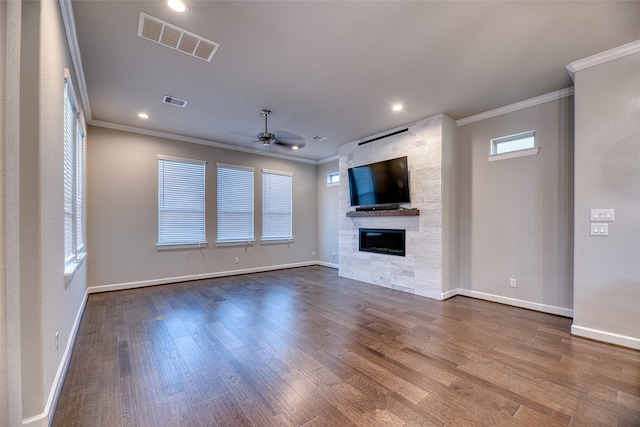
[339,114,456,299]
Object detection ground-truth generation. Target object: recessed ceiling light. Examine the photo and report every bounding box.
[138,113,149,119]
[392,104,403,112]
[166,0,188,13]
[291,146,299,150]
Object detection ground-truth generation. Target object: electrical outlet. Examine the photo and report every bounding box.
[332,252,336,259]
[55,332,59,351]
[234,257,239,264]
[510,278,517,288]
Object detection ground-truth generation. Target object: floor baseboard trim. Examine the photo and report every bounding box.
[441,289,458,300]
[316,261,339,269]
[88,262,318,294]
[22,291,88,427]
[456,288,574,317]
[571,324,640,350]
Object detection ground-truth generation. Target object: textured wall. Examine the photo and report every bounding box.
[339,115,449,299]
[317,159,339,266]
[572,48,640,348]
[457,96,574,315]
[87,126,318,289]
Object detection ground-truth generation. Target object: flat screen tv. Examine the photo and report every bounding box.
[348,156,410,207]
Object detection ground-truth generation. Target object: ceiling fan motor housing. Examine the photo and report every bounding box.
[257,131,275,144]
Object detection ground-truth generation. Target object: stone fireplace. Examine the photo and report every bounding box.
[338,114,459,300]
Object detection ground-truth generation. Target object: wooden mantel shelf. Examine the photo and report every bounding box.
[346,209,420,217]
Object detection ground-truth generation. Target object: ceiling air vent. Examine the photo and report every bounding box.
[162,95,188,108]
[137,13,220,62]
[311,135,328,142]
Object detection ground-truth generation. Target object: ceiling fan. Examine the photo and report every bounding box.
[256,109,306,151]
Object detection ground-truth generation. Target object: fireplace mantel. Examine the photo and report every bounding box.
[346,209,419,217]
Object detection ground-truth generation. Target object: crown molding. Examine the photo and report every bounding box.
[456,87,574,127]
[59,0,92,121]
[566,38,640,81]
[89,120,319,165]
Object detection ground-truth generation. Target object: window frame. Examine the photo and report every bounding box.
[326,172,340,186]
[261,168,293,243]
[63,68,86,279]
[157,155,207,249]
[216,163,255,244]
[489,130,539,162]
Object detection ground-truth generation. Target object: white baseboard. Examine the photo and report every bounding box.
[571,324,640,350]
[88,261,318,294]
[22,291,88,427]
[441,288,458,300]
[456,288,574,318]
[316,261,339,269]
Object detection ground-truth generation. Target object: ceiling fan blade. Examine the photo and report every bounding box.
[272,129,306,148]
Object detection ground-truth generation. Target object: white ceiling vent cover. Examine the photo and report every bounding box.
[162,96,188,108]
[137,13,220,62]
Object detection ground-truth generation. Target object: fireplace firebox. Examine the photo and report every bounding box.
[359,228,406,256]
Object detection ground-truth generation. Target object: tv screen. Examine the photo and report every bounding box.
[348,156,410,206]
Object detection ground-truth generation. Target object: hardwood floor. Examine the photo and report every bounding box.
[53,266,640,426]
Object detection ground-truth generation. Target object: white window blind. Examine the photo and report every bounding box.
[158,156,206,246]
[262,169,292,241]
[63,80,75,266]
[63,70,86,274]
[75,123,85,255]
[217,164,254,243]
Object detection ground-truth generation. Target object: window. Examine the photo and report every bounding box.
[327,172,340,185]
[64,69,85,275]
[262,169,292,241]
[491,130,536,154]
[217,164,254,243]
[158,156,206,246]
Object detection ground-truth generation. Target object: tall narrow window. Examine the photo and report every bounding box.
[217,164,254,243]
[158,156,207,246]
[262,169,292,241]
[64,69,86,275]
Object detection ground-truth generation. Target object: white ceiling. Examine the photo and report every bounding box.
[71,1,640,161]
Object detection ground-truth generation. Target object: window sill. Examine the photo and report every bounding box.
[157,242,208,250]
[64,252,87,285]
[215,240,255,247]
[260,238,294,244]
[326,183,339,187]
[488,147,539,162]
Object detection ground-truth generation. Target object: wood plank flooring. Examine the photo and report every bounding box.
[52,266,640,426]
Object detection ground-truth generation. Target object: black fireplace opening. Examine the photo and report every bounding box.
[359,228,406,257]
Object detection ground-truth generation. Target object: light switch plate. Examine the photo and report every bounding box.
[591,209,614,222]
[591,223,608,236]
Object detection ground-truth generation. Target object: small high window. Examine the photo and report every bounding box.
[491,130,535,155]
[327,172,340,185]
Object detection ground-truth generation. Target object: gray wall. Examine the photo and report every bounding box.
[457,96,574,315]
[572,50,640,348]
[87,126,318,289]
[1,1,24,425]
[11,0,89,424]
[316,159,339,266]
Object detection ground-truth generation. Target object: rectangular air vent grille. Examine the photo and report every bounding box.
[311,135,328,142]
[163,96,188,108]
[138,13,220,62]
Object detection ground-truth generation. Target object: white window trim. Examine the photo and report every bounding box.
[488,147,540,162]
[157,155,207,248]
[488,130,538,161]
[326,172,340,187]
